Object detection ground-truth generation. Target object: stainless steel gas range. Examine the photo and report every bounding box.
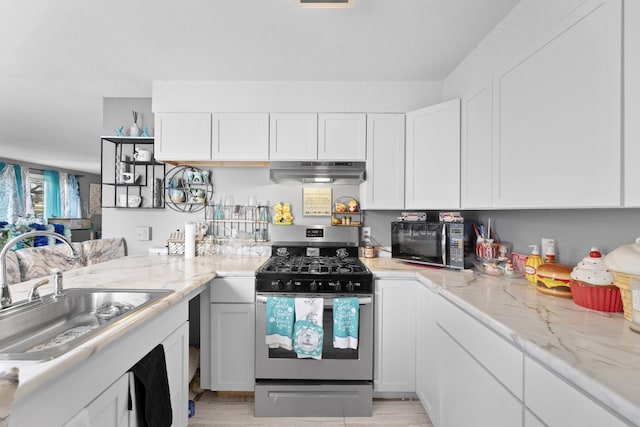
[254,225,373,417]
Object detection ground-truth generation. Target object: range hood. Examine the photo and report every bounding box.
[269,161,366,184]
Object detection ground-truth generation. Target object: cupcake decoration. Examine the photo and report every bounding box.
[569,247,622,313]
[570,247,614,286]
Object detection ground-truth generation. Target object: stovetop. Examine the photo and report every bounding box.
[259,256,367,274]
[255,246,373,294]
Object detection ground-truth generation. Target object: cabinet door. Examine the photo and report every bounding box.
[154,113,212,161]
[625,0,640,206]
[415,284,438,423]
[436,325,523,427]
[71,373,130,427]
[524,355,629,427]
[212,113,269,160]
[318,113,367,160]
[210,303,255,391]
[405,99,461,209]
[162,321,190,427]
[269,113,318,160]
[360,114,405,209]
[493,0,621,208]
[374,279,416,393]
[461,84,493,208]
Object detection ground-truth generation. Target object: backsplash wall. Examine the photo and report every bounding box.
[364,209,640,266]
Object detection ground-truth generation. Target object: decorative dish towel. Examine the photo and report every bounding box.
[265,297,295,350]
[333,297,359,350]
[294,297,324,359]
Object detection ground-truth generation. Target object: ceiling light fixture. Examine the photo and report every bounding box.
[298,0,354,9]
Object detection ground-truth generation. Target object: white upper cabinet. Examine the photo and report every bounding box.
[269,113,318,160]
[154,112,212,161]
[625,0,640,206]
[461,84,493,209]
[360,114,405,210]
[155,112,269,161]
[493,0,622,208]
[405,99,461,209]
[212,113,269,160]
[318,113,367,160]
[270,113,366,161]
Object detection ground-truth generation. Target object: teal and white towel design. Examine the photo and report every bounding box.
[293,320,323,359]
[333,297,359,350]
[265,297,295,350]
[294,298,324,359]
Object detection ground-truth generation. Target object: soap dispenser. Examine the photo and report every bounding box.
[525,245,544,285]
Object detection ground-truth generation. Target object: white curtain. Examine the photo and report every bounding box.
[0,164,20,223]
[20,167,34,217]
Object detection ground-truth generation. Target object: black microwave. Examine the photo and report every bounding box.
[391,221,474,269]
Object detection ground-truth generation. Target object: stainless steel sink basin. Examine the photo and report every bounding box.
[0,288,172,362]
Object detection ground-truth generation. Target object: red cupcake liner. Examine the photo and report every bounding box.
[569,280,623,312]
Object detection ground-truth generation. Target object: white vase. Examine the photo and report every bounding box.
[130,123,140,137]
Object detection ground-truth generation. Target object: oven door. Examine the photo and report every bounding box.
[255,293,373,381]
[391,221,446,267]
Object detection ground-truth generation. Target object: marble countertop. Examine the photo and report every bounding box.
[1,254,266,406]
[362,258,640,424]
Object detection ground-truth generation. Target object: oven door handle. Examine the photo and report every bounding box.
[256,295,372,306]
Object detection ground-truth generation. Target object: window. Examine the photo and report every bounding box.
[30,172,44,218]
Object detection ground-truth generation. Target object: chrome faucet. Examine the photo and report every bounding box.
[0,231,77,309]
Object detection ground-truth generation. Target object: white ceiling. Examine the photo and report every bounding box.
[0,0,520,175]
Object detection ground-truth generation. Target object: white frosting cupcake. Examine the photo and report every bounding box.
[570,247,613,286]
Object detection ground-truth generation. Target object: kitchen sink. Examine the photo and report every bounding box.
[0,288,172,362]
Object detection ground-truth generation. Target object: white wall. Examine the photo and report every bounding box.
[443,0,586,98]
[153,81,442,113]
[104,81,443,255]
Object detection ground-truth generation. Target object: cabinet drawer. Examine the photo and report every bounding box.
[210,277,255,303]
[437,296,523,398]
[524,355,629,426]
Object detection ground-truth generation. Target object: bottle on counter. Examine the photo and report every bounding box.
[525,245,544,285]
[543,239,556,263]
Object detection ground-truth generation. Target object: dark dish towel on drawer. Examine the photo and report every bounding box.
[130,344,173,427]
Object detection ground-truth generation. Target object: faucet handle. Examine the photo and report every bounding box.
[28,278,50,302]
[52,268,64,298]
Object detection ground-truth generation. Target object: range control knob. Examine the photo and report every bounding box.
[346,281,355,292]
[271,280,283,291]
[285,280,294,291]
[334,281,342,292]
[309,280,318,292]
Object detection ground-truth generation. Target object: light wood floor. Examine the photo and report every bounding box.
[188,391,433,426]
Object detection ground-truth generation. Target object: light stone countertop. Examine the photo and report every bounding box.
[0,254,267,406]
[361,257,640,425]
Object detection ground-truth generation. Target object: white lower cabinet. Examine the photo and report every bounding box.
[374,279,416,394]
[415,284,438,423]
[436,325,523,427]
[210,303,255,390]
[524,355,630,427]
[62,321,189,427]
[163,321,190,426]
[435,294,523,427]
[208,277,255,391]
[67,373,131,427]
